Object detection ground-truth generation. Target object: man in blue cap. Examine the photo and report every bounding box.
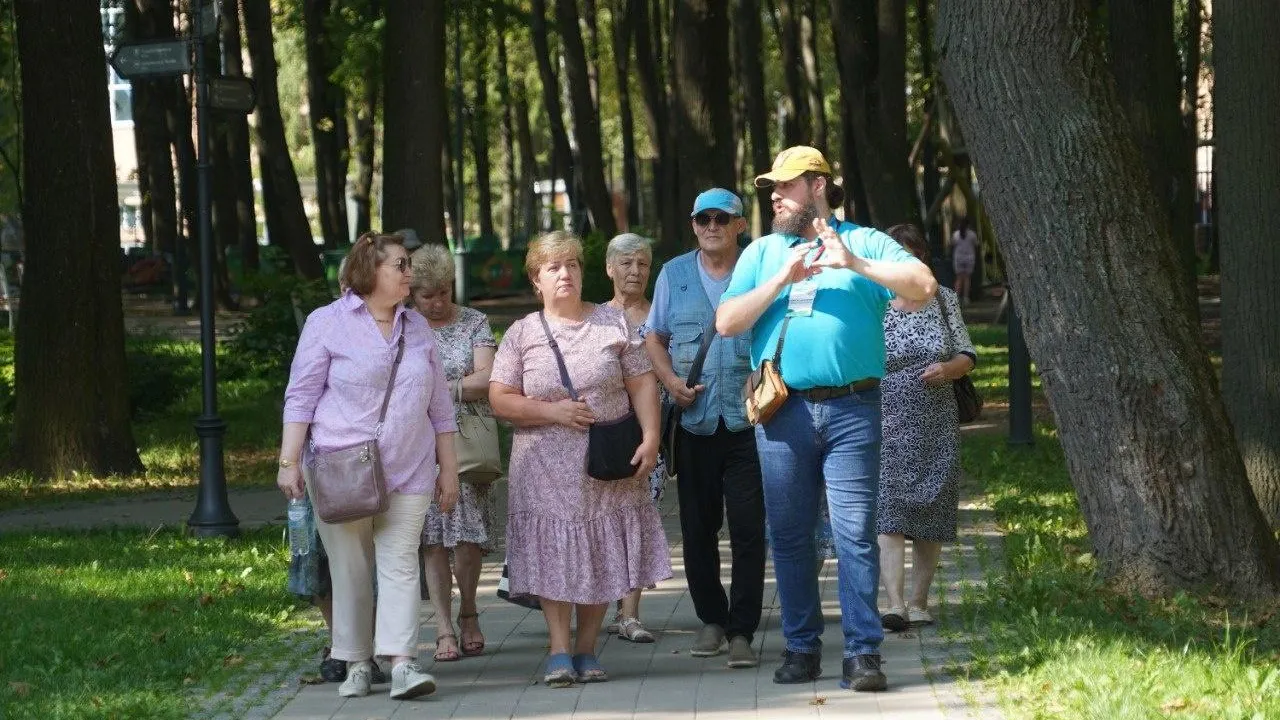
[644,188,766,670]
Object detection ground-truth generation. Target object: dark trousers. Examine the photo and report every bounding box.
[675,420,767,641]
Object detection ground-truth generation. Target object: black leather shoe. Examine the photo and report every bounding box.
[370,662,388,685]
[319,655,347,683]
[841,654,887,691]
[773,650,822,684]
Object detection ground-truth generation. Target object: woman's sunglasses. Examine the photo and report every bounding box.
[694,212,736,227]
[384,257,411,273]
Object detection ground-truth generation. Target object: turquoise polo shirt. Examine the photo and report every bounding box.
[721,218,918,389]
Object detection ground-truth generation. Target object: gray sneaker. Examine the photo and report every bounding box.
[389,661,436,700]
[337,660,372,698]
[726,636,758,668]
[690,623,727,657]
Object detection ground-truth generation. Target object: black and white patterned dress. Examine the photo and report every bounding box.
[877,287,975,542]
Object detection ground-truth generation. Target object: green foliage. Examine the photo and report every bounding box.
[227,271,333,381]
[0,526,318,719]
[0,0,21,215]
[124,335,203,419]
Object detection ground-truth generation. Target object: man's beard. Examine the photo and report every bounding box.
[771,196,819,237]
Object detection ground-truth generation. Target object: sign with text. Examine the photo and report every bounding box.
[208,77,256,113]
[110,40,190,79]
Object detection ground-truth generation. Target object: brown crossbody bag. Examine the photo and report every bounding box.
[743,316,793,425]
[305,329,405,524]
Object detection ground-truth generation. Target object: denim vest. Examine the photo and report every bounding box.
[663,251,753,435]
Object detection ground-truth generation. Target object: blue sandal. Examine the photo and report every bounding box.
[543,653,577,688]
[573,653,609,683]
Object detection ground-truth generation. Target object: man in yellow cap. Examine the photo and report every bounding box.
[715,146,937,692]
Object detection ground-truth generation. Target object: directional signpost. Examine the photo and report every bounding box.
[209,77,256,113]
[109,40,190,79]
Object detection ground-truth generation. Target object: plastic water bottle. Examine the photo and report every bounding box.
[287,497,312,557]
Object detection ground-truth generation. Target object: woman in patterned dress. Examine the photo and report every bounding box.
[602,232,666,643]
[409,244,499,662]
[490,231,672,687]
[876,225,976,631]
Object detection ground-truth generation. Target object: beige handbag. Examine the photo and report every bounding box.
[305,330,404,524]
[743,316,793,426]
[455,410,502,486]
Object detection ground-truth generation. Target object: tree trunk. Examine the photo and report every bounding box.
[12,0,142,476]
[223,0,258,271]
[800,0,827,150]
[1218,0,1280,531]
[775,0,811,145]
[735,0,774,232]
[612,0,640,229]
[496,16,518,244]
[671,0,735,247]
[470,13,496,240]
[441,92,458,241]
[303,0,351,248]
[126,0,178,257]
[513,74,539,238]
[830,0,918,227]
[530,0,578,232]
[554,0,618,237]
[632,0,679,253]
[1106,0,1197,309]
[169,77,198,306]
[351,61,377,239]
[382,0,447,242]
[915,0,943,270]
[937,0,1280,598]
[242,0,324,277]
[582,0,602,111]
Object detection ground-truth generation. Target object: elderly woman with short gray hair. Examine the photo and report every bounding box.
[602,232,666,644]
[408,242,500,664]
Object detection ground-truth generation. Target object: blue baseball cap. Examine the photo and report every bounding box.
[690,188,744,218]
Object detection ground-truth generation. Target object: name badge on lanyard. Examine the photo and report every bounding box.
[787,279,818,317]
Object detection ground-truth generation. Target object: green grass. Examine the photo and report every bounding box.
[0,526,318,720]
[955,425,1280,719]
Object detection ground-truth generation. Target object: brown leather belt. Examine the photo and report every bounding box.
[790,378,880,403]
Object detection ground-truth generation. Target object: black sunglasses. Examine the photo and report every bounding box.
[694,212,736,227]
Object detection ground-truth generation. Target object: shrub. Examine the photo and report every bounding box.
[226,272,334,381]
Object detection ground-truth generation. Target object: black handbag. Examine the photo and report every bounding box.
[538,311,644,481]
[937,293,983,423]
[660,320,717,478]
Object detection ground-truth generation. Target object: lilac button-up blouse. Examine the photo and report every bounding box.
[284,291,457,495]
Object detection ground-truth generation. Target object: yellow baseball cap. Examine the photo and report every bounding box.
[754,146,832,188]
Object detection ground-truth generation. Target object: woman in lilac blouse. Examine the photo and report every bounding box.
[278,232,459,702]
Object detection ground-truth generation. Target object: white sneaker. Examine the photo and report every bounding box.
[907,606,934,626]
[338,660,373,697]
[390,661,437,700]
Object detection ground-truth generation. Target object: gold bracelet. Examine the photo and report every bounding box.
[279,458,298,468]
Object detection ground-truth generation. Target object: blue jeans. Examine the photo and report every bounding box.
[755,389,884,658]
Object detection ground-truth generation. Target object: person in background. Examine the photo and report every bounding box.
[602,232,664,644]
[950,217,978,305]
[409,243,499,662]
[876,224,975,631]
[716,146,937,692]
[644,188,766,669]
[490,231,671,687]
[279,232,460,700]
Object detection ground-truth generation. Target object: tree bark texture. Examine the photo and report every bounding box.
[303,0,350,248]
[530,0,578,232]
[351,64,377,239]
[937,0,1280,597]
[800,0,827,150]
[125,0,178,257]
[513,75,539,239]
[671,0,736,247]
[1106,0,1196,308]
[12,0,142,476]
[382,0,446,242]
[554,0,617,237]
[830,0,918,227]
[1218,0,1280,531]
[224,0,258,271]
[632,0,679,252]
[470,14,496,240]
[496,18,518,243]
[242,0,324,277]
[828,11,872,226]
[612,0,641,229]
[735,0,774,232]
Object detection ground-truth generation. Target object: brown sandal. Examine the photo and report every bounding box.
[458,612,485,656]
[433,633,461,662]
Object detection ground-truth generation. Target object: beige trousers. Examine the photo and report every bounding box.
[312,490,430,661]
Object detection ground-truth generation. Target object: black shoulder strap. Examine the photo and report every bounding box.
[684,318,718,388]
[771,316,794,368]
[537,311,579,401]
[374,325,406,437]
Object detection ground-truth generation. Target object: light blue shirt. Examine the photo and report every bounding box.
[721,218,918,388]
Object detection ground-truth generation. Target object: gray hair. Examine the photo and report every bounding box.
[606,233,653,266]
[409,243,454,292]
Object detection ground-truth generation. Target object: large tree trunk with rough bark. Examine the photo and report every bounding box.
[555,0,617,237]
[612,0,640,229]
[125,0,178,257]
[351,64,377,239]
[633,0,679,253]
[222,0,258,271]
[382,0,446,242]
[773,0,810,145]
[470,12,495,240]
[671,0,735,246]
[1218,0,1280,531]
[496,13,518,243]
[799,0,827,150]
[937,0,1280,598]
[12,0,143,476]
[530,0,578,232]
[242,0,324,277]
[513,74,539,238]
[830,0,918,228]
[304,0,350,248]
[735,0,773,232]
[1106,0,1196,308]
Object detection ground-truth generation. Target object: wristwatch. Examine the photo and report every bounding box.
[279,458,298,468]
